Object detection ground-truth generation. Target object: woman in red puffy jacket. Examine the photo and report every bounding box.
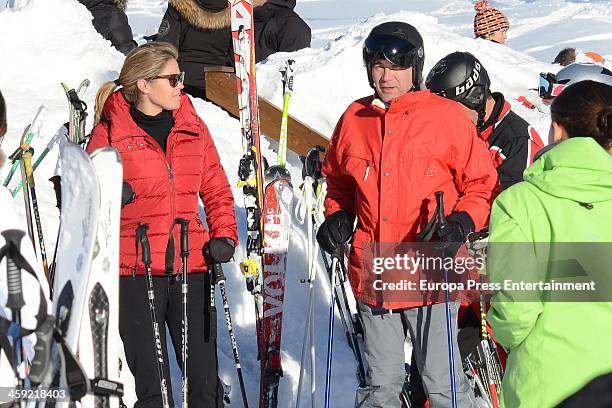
[87,42,238,408]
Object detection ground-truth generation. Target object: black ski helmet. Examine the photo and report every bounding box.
[363,21,425,90]
[425,51,491,128]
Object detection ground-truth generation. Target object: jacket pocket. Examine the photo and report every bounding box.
[341,152,375,219]
[190,215,209,268]
[342,151,373,183]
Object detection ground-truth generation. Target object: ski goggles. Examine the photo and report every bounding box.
[538,72,565,100]
[363,34,423,69]
[148,71,185,88]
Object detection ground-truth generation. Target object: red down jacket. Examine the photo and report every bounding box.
[86,91,238,276]
[323,90,499,309]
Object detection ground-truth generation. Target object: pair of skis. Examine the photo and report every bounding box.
[228,1,295,405]
[51,143,124,407]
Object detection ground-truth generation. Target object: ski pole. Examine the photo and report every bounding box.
[3,105,47,188]
[336,252,367,386]
[2,230,27,408]
[22,149,50,281]
[136,224,170,408]
[12,129,63,197]
[434,191,458,408]
[319,247,367,386]
[47,175,62,295]
[324,248,342,408]
[296,169,316,408]
[2,125,29,187]
[277,59,295,168]
[296,146,327,407]
[212,263,249,408]
[18,146,35,250]
[176,218,190,408]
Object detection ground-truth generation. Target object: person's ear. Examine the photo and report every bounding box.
[550,121,569,143]
[136,78,150,95]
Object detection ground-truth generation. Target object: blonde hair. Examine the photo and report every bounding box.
[94,42,179,124]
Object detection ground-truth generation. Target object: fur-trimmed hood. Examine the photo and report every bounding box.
[114,0,128,11]
[169,0,230,30]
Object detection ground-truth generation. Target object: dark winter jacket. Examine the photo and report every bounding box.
[480,93,544,189]
[157,0,310,93]
[86,91,238,276]
[77,0,136,55]
[322,91,499,309]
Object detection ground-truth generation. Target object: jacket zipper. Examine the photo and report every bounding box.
[141,134,178,274]
[364,160,370,181]
[166,139,177,275]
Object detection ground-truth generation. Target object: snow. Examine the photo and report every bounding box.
[0,0,611,406]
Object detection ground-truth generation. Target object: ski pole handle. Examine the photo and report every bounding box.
[176,218,190,258]
[23,148,35,189]
[2,230,26,310]
[136,224,151,267]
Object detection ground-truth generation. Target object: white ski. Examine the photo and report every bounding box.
[78,147,123,408]
[52,142,100,405]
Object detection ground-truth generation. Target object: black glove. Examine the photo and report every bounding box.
[121,181,135,207]
[316,210,355,254]
[204,237,235,263]
[435,211,475,257]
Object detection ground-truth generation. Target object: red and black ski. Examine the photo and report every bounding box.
[229,2,294,406]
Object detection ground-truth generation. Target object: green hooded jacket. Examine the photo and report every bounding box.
[487,137,612,408]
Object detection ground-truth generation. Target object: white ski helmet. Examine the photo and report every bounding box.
[556,63,612,86]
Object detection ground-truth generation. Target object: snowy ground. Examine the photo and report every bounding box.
[1,0,611,406]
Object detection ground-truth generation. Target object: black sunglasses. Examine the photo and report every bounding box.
[147,72,185,88]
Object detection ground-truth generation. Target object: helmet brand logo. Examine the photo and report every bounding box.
[455,62,481,95]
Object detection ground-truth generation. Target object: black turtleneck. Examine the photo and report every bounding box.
[129,105,174,153]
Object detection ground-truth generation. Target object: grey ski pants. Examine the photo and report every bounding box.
[355,301,476,408]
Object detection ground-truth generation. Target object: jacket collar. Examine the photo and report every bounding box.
[480,92,511,139]
[169,0,230,29]
[525,137,612,205]
[102,91,200,142]
[369,90,435,115]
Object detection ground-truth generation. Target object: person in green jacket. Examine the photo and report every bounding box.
[486,80,612,408]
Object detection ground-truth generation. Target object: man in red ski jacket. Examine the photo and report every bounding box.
[316,22,498,408]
